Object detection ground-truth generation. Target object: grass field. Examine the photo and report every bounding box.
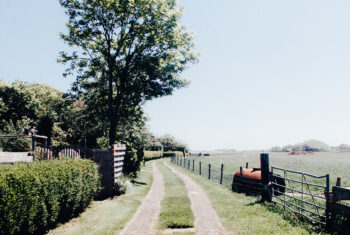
[184,152,350,189]
[168,159,315,234]
[177,152,350,226]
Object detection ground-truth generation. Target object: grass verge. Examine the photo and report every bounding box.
[48,162,153,235]
[168,160,319,234]
[157,161,194,229]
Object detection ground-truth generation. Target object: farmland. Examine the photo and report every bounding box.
[186,152,350,189]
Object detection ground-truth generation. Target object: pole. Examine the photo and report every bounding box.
[260,153,271,202]
[220,164,224,184]
[199,161,202,175]
[208,164,211,180]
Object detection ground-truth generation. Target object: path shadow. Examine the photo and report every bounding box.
[132,180,147,185]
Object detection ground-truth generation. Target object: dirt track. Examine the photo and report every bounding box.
[120,162,164,235]
[165,162,226,235]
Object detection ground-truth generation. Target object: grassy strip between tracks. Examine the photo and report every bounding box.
[48,162,153,235]
[157,161,194,229]
[168,159,322,235]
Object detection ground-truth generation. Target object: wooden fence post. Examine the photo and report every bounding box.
[180,158,182,166]
[208,164,211,180]
[192,160,195,171]
[199,161,202,175]
[188,160,190,170]
[184,157,186,168]
[261,153,271,202]
[220,164,224,184]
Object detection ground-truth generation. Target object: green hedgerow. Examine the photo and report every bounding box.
[0,159,101,235]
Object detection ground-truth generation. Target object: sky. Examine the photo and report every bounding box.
[1,1,350,150]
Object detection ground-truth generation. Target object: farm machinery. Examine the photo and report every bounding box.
[232,154,285,198]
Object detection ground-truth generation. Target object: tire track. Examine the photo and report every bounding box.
[164,162,226,235]
[120,162,164,235]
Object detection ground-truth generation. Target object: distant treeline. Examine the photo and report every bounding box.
[270,139,350,152]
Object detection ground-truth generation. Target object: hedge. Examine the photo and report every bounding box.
[0,159,100,235]
[163,151,184,158]
[144,151,185,161]
[144,151,163,161]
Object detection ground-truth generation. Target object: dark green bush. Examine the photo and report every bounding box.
[163,151,184,158]
[123,145,144,179]
[0,159,100,235]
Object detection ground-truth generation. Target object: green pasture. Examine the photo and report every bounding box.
[169,160,314,234]
[184,152,350,189]
[179,152,350,224]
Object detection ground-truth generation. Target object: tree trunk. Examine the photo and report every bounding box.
[107,62,116,146]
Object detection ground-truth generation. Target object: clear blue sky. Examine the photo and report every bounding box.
[1,0,350,150]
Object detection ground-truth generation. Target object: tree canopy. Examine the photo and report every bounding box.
[58,0,198,145]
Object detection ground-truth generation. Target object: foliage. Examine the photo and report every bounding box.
[163,151,184,158]
[0,159,100,235]
[270,146,282,152]
[123,145,144,179]
[280,140,329,152]
[158,134,188,152]
[336,144,350,150]
[0,80,75,149]
[0,118,31,151]
[58,0,198,146]
[47,163,153,235]
[282,145,293,152]
[144,150,163,160]
[113,176,133,196]
[96,136,109,149]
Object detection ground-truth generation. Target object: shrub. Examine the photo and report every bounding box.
[113,176,132,196]
[144,151,163,161]
[163,151,184,158]
[123,145,144,179]
[0,159,100,235]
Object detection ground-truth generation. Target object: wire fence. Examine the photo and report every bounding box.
[171,156,233,188]
[170,155,350,232]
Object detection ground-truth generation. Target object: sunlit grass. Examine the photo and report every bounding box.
[170,159,319,234]
[157,161,194,229]
[48,163,153,235]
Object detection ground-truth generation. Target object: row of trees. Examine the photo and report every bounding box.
[270,139,330,152]
[0,80,188,174]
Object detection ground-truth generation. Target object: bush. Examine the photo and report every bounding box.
[113,176,132,196]
[0,159,100,235]
[163,151,184,158]
[144,151,163,161]
[123,145,144,179]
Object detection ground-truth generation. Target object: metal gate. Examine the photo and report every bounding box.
[271,166,330,225]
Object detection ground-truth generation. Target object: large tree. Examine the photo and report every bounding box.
[58,0,198,145]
